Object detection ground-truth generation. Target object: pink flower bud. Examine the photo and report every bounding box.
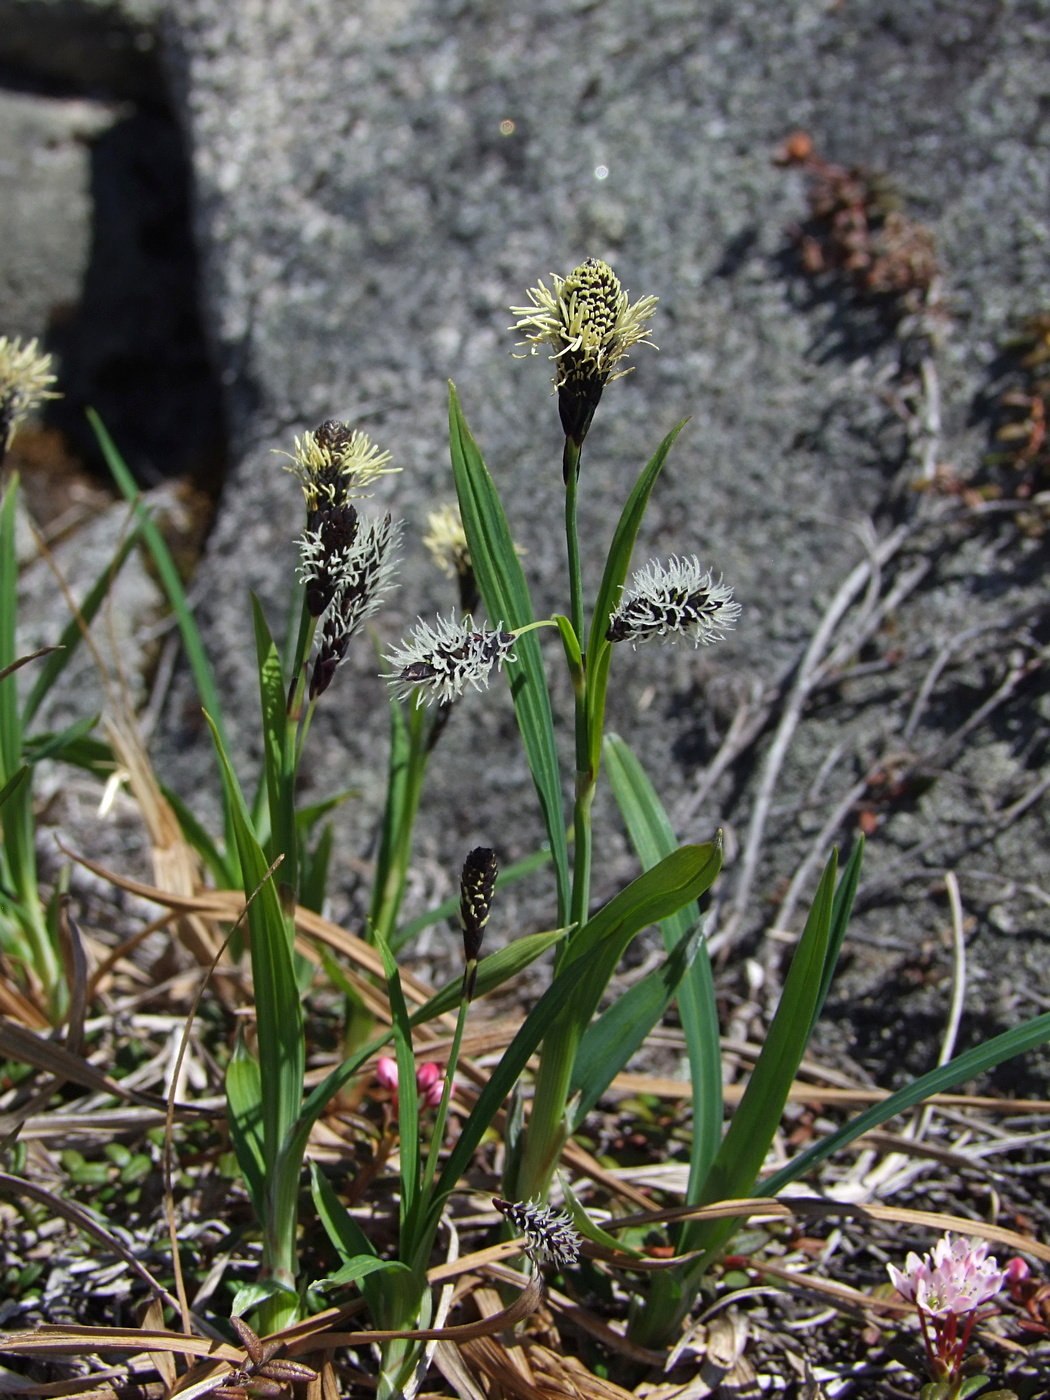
[375,1057,399,1092]
[416,1062,445,1109]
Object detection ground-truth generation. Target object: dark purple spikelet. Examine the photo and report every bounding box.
[492,1197,581,1269]
[460,846,497,999]
[460,846,498,963]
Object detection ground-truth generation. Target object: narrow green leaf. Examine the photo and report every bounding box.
[585,424,686,770]
[570,917,705,1127]
[23,731,112,778]
[204,711,303,1175]
[588,421,687,661]
[560,843,722,1029]
[0,481,23,782]
[431,938,621,1202]
[0,765,28,811]
[408,927,567,1025]
[160,782,233,887]
[299,822,333,914]
[604,732,722,1197]
[551,613,582,681]
[317,1257,409,1289]
[89,411,229,750]
[296,789,358,834]
[372,689,430,949]
[764,1009,1050,1196]
[448,384,570,924]
[686,851,839,1257]
[22,715,97,765]
[560,1176,645,1259]
[226,1037,265,1216]
[251,595,296,888]
[308,1163,393,1313]
[516,845,719,1198]
[813,836,863,1035]
[22,530,140,727]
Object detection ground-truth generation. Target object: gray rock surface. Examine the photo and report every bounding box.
[124,0,1050,1079]
[0,90,117,338]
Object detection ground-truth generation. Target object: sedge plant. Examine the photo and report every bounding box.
[378,259,1050,1356]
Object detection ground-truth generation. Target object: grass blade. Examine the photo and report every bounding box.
[569,917,705,1127]
[764,1009,1050,1195]
[89,410,229,752]
[686,850,839,1256]
[448,384,570,923]
[226,1035,265,1216]
[604,731,723,1197]
[408,927,566,1024]
[204,711,303,1174]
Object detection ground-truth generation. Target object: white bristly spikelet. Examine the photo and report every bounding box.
[606,555,740,647]
[309,514,402,698]
[384,615,516,706]
[493,1198,581,1269]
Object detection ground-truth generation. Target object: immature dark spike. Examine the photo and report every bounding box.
[459,845,497,1000]
[460,846,497,962]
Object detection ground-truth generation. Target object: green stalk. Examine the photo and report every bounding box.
[563,441,584,647]
[562,437,595,938]
[420,986,471,1202]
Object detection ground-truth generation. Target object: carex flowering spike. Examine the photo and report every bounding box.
[493,1197,581,1270]
[607,555,740,648]
[511,258,657,474]
[384,614,516,707]
[309,513,401,698]
[460,846,498,999]
[285,418,397,517]
[0,336,58,452]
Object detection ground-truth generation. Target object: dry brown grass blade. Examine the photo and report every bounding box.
[591,1195,1050,1265]
[0,1366,159,1398]
[103,718,224,970]
[141,1300,177,1391]
[0,1329,239,1363]
[462,1333,640,1400]
[286,1273,543,1354]
[0,969,50,1030]
[0,645,63,685]
[58,853,453,1027]
[0,1017,207,1119]
[611,1070,1050,1113]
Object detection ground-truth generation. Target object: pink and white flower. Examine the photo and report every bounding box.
[887,1233,1005,1317]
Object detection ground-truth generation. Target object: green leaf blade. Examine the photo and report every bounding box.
[448,384,570,923]
[604,732,723,1195]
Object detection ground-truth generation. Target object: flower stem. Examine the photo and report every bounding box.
[420,991,469,1199]
[563,440,585,647]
